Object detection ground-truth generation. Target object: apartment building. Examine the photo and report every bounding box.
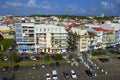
[87,32,97,51]
[114,30,120,45]
[15,23,68,53]
[70,28,89,52]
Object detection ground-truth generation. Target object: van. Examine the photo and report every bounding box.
[52,70,58,80]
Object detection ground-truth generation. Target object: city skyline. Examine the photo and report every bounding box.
[0,0,120,16]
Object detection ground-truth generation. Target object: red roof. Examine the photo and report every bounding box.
[92,27,113,34]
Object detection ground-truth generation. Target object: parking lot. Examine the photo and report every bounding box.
[0,56,120,80]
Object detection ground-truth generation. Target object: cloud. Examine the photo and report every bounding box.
[101,1,115,10]
[6,1,23,7]
[40,1,51,9]
[3,0,51,10]
[66,4,77,11]
[80,8,86,13]
[27,0,37,7]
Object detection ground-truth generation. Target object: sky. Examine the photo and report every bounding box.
[0,0,120,16]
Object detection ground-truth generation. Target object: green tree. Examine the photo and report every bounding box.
[68,54,74,60]
[54,54,63,60]
[9,53,20,63]
[92,51,102,56]
[0,52,4,61]
[0,34,3,41]
[44,54,50,61]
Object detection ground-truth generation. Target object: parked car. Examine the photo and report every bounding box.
[77,56,83,62]
[2,66,9,72]
[98,58,109,63]
[50,63,55,67]
[4,56,8,61]
[70,70,77,79]
[14,65,19,71]
[52,70,58,80]
[46,73,51,80]
[55,61,60,67]
[32,64,36,70]
[85,70,95,77]
[117,57,120,60]
[90,63,97,69]
[30,56,36,61]
[63,71,70,79]
[41,63,46,69]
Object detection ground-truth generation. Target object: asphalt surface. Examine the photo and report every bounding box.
[0,57,120,80]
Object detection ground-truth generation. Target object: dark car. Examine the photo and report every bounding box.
[98,58,109,63]
[50,63,55,67]
[85,70,95,77]
[117,57,120,60]
[2,66,9,72]
[63,71,70,79]
[14,65,19,70]
[56,61,60,67]
[32,64,36,70]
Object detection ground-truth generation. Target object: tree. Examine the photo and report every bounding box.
[0,34,3,41]
[68,54,74,60]
[54,54,63,60]
[9,53,20,63]
[67,31,80,52]
[0,52,4,61]
[44,54,50,61]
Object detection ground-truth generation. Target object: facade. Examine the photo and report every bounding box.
[15,23,35,53]
[114,30,120,45]
[70,28,89,52]
[15,23,68,53]
[0,25,10,33]
[87,32,97,51]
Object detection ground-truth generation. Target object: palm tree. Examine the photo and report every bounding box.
[67,31,80,52]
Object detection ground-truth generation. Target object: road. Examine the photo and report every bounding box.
[0,57,120,80]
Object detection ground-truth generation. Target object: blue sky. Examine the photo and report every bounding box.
[0,0,120,16]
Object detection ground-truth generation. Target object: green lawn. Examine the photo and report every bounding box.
[0,60,66,68]
[0,39,14,51]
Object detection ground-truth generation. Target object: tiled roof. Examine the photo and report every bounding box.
[92,27,113,34]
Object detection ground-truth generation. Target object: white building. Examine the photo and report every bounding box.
[15,23,68,53]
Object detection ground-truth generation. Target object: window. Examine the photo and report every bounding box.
[16,29,21,33]
[16,38,22,42]
[16,34,22,37]
[40,28,41,31]
[44,28,46,31]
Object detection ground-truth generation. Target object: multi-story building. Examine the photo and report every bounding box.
[86,27,114,49]
[87,32,97,51]
[15,23,35,53]
[15,23,68,53]
[114,30,120,45]
[70,28,89,52]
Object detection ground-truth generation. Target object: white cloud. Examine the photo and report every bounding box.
[27,0,38,7]
[80,8,86,13]
[66,4,77,11]
[40,1,51,9]
[6,1,23,7]
[3,0,51,10]
[101,1,115,10]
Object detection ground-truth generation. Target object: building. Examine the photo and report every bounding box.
[0,25,10,33]
[87,32,97,51]
[70,28,89,52]
[15,23,68,53]
[114,30,120,45]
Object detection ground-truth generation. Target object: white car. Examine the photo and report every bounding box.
[70,70,77,79]
[52,70,58,80]
[46,73,51,80]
